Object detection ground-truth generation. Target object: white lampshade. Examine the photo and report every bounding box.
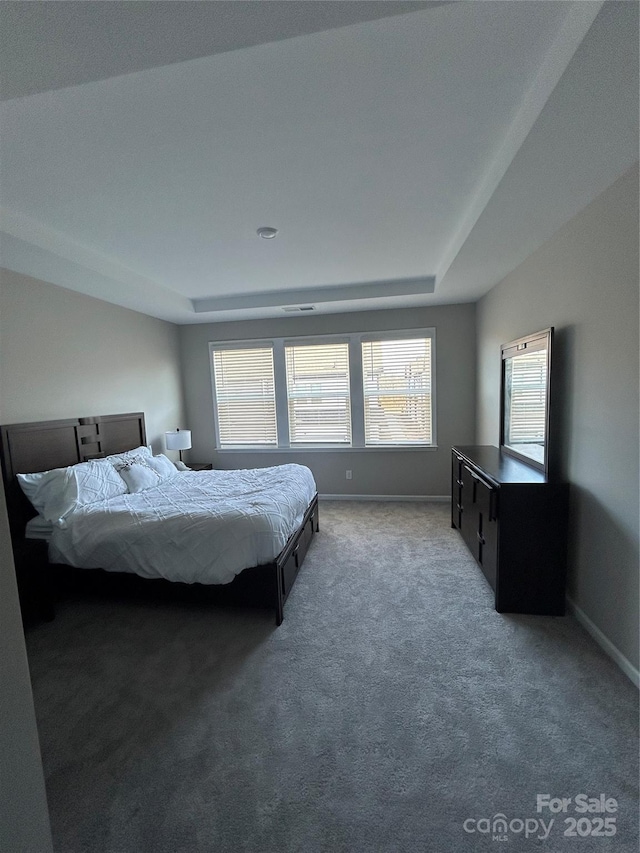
[165,429,192,452]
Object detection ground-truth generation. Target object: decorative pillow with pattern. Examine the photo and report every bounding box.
[104,445,152,467]
[116,461,162,494]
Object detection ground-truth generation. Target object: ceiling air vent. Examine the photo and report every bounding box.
[282,305,315,313]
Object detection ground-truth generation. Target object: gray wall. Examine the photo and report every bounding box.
[476,164,639,671]
[0,269,185,449]
[179,304,476,496]
[0,486,53,853]
[0,270,187,848]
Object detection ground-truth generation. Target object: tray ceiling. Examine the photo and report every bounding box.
[0,1,637,323]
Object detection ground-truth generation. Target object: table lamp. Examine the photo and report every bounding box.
[165,428,192,462]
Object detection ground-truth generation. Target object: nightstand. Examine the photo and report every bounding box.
[188,462,213,471]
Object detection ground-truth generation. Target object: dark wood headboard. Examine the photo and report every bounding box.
[0,412,146,539]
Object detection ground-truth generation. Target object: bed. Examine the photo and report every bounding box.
[0,412,319,625]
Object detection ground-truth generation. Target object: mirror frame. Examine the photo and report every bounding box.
[500,327,553,474]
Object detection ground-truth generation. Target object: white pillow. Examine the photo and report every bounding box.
[144,454,178,481]
[18,458,130,523]
[104,445,152,466]
[17,467,77,523]
[117,462,161,494]
[73,459,128,506]
[174,460,190,471]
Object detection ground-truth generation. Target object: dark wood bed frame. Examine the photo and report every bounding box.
[0,412,318,625]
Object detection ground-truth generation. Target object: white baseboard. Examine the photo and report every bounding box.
[566,597,639,688]
[319,494,449,502]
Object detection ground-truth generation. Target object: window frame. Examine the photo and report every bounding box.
[284,339,353,446]
[209,328,437,451]
[361,334,435,447]
[210,339,279,449]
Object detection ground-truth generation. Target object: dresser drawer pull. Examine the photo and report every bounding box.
[477,532,486,545]
[464,464,497,493]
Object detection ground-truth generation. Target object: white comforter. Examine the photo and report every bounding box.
[48,464,317,585]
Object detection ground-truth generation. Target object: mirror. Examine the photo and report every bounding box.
[500,328,553,473]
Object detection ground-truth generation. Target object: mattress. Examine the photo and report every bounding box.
[48,464,317,585]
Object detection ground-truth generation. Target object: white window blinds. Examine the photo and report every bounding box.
[362,337,433,445]
[285,343,352,444]
[505,349,547,444]
[212,346,278,447]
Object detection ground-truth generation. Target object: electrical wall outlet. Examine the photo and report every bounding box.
[346,470,352,480]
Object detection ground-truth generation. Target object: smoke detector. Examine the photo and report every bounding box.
[257,226,278,239]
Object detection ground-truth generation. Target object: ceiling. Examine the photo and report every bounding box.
[0,1,637,324]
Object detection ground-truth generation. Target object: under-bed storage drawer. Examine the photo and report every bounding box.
[281,524,310,598]
[280,503,317,599]
[302,508,316,549]
[281,538,303,599]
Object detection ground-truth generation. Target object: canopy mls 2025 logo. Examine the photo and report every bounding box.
[463,793,618,842]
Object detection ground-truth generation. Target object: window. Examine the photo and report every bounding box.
[362,337,432,445]
[210,328,435,449]
[504,348,547,444]
[285,343,351,444]
[212,346,277,447]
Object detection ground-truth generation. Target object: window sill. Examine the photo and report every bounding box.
[216,445,439,453]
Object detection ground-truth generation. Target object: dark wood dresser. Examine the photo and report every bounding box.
[451,445,568,615]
